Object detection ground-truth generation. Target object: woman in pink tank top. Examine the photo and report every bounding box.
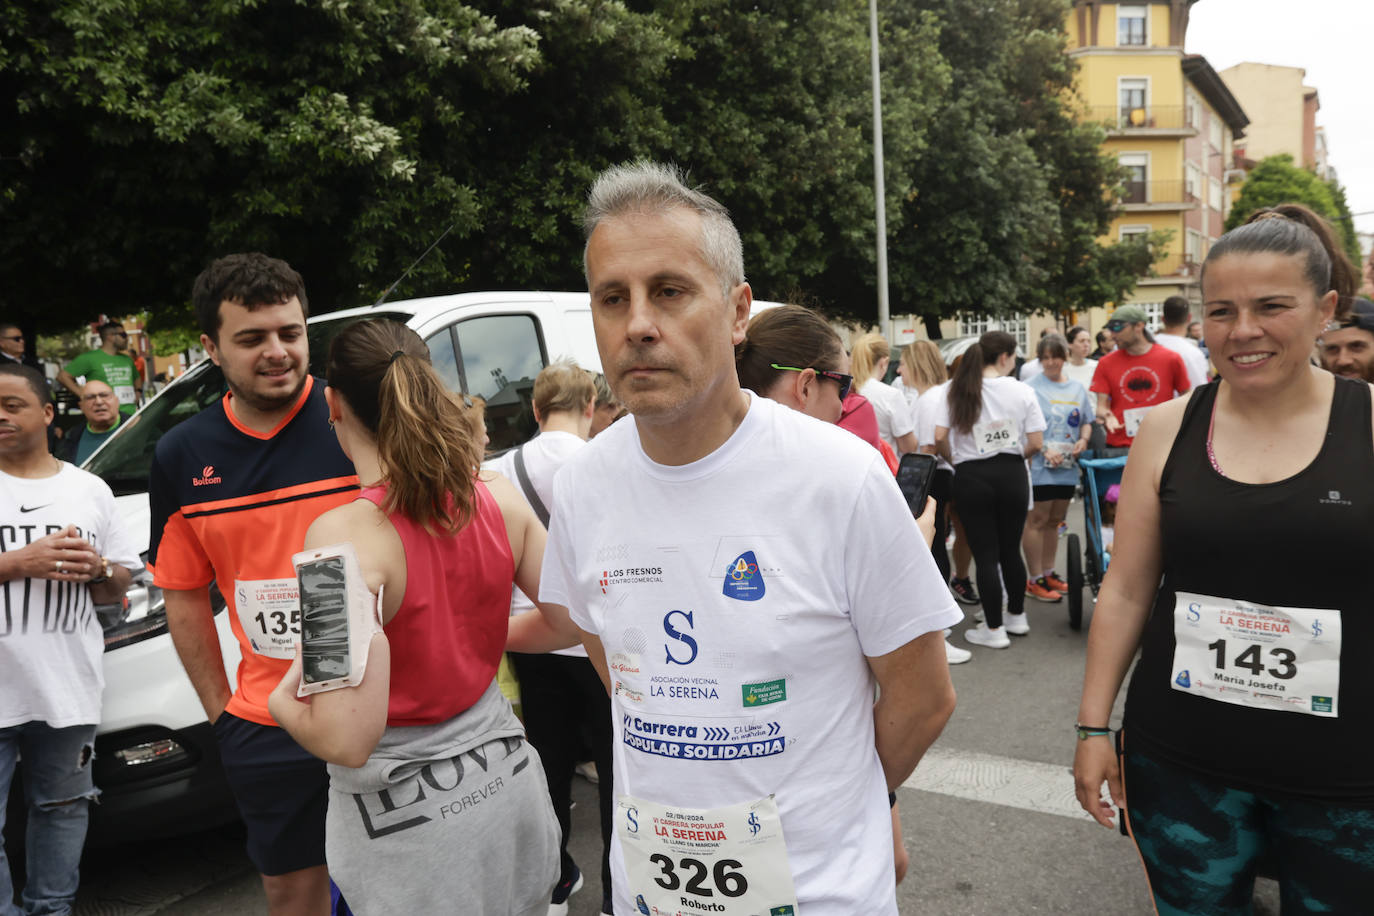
[267,319,583,916]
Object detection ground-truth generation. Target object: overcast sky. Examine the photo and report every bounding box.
[1186,0,1374,238]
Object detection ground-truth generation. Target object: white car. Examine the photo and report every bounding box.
[75,291,607,842]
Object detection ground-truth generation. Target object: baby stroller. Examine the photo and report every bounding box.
[1065,453,1128,630]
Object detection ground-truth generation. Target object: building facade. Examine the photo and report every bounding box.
[1067,0,1247,320]
[1220,62,1333,179]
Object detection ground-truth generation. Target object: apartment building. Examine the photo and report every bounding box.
[1067,0,1248,327]
[1220,62,1334,180]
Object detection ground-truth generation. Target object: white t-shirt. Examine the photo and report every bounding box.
[1018,358,1041,381]
[860,377,915,453]
[540,393,961,916]
[1154,332,1210,388]
[889,374,915,406]
[1063,358,1098,389]
[933,375,1047,466]
[0,462,141,728]
[486,430,588,658]
[915,382,954,473]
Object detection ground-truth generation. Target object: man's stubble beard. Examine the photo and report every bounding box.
[226,370,308,414]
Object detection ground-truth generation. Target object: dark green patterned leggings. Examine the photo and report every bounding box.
[1123,751,1374,915]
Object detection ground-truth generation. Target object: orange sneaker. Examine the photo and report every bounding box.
[1043,572,1069,592]
[1025,578,1062,602]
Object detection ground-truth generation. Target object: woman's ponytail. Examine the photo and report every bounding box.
[328,320,481,533]
[947,330,1016,433]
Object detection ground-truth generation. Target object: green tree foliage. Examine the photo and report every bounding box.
[1225,155,1361,265]
[453,0,949,311]
[3,0,1142,333]
[884,0,1157,329]
[1324,178,1362,269]
[2,0,542,329]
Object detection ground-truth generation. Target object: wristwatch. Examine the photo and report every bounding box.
[88,557,112,585]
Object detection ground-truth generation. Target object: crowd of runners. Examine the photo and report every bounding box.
[3,162,1373,916]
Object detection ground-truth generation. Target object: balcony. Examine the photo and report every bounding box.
[1119,180,1197,212]
[1086,105,1197,136]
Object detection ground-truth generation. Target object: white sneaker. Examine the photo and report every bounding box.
[944,639,972,664]
[964,623,1011,649]
[1004,612,1029,636]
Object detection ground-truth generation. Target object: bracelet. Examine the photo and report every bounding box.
[88,557,112,585]
[1075,723,1112,740]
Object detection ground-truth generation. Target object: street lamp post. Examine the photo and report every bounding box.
[869,0,891,342]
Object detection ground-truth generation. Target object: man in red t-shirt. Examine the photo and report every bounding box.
[1091,305,1191,451]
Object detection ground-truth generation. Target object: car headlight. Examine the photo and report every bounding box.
[100,566,167,651]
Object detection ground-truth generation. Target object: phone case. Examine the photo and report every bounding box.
[292,542,383,696]
[896,453,938,515]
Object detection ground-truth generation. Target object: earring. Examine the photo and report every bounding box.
[328,417,335,430]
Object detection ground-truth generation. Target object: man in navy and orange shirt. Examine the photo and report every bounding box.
[149,253,357,916]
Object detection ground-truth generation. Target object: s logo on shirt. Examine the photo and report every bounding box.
[663,610,698,665]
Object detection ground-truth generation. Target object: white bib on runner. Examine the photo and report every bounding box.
[1171,591,1341,717]
[113,384,137,405]
[972,417,1019,456]
[234,577,301,658]
[1122,405,1152,437]
[617,794,798,916]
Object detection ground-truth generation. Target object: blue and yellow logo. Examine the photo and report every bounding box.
[723,550,765,601]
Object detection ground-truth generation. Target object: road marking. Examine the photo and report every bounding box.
[902,745,1096,823]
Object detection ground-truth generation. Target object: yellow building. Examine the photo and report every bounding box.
[1066,0,1248,328]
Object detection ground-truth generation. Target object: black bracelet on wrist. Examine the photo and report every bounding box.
[1075,723,1112,740]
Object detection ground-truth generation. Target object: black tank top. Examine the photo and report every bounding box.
[1125,378,1374,804]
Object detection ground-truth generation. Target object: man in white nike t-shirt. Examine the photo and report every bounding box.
[0,363,139,914]
[525,162,960,916]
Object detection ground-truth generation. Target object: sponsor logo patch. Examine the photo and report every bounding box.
[742,678,787,708]
[722,550,765,601]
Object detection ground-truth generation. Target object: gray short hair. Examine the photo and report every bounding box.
[583,161,745,297]
[1036,333,1069,361]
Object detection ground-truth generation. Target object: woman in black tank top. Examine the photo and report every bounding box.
[1072,205,1374,913]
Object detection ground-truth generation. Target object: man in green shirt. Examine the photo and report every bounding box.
[57,322,140,417]
[63,380,123,465]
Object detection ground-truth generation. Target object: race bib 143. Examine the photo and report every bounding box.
[1171,591,1341,717]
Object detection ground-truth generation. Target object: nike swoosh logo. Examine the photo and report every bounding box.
[19,505,50,513]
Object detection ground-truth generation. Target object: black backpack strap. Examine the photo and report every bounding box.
[512,444,550,528]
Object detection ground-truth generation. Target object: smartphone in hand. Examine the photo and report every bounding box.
[294,542,381,695]
[895,452,938,517]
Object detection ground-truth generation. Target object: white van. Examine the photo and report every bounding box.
[75,291,605,842]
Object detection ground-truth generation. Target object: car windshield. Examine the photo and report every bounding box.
[84,311,409,495]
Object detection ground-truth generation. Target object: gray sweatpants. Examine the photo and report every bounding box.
[326,682,560,915]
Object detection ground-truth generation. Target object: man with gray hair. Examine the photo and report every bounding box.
[520,161,959,915]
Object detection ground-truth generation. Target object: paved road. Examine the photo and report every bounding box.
[66,506,1280,914]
